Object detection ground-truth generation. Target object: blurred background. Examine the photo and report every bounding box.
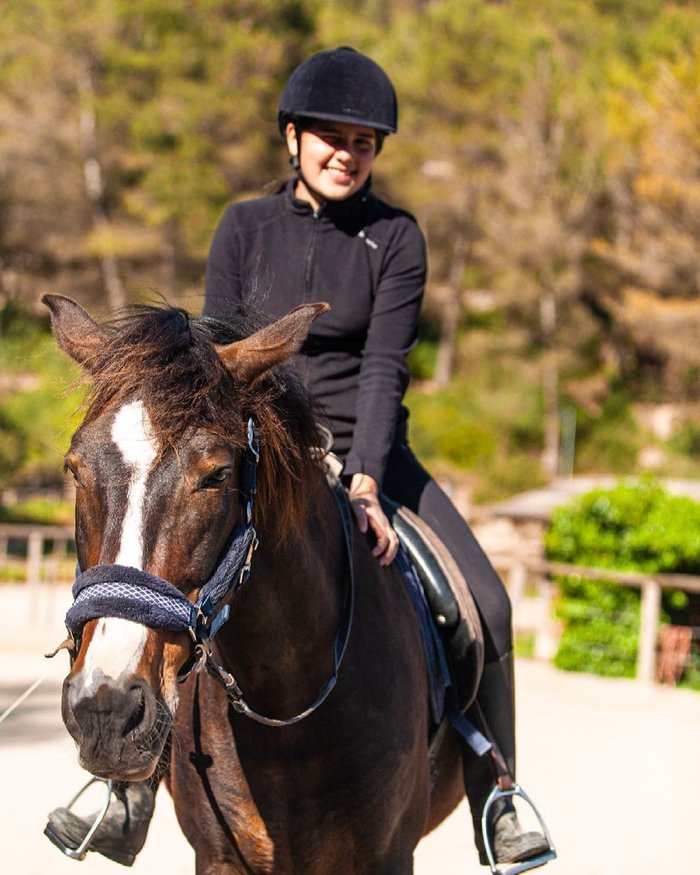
[2,2,700,683]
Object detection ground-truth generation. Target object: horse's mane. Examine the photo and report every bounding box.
[80,303,325,538]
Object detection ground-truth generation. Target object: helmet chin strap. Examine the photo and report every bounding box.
[289,122,327,210]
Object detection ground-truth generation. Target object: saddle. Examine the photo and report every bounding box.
[381,497,484,713]
[320,448,483,711]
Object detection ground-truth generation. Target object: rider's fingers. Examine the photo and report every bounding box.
[372,534,388,556]
[370,521,399,565]
[353,497,398,565]
[376,532,399,566]
[384,533,399,565]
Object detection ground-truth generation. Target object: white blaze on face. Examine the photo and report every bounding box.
[77,400,159,696]
[112,400,159,567]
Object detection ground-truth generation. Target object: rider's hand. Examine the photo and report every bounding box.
[347,473,399,566]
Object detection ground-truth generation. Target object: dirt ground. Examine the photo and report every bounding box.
[1,583,699,875]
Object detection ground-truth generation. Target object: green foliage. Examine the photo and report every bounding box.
[0,498,74,525]
[0,302,83,489]
[573,393,643,474]
[407,312,442,381]
[406,361,549,503]
[669,420,700,457]
[545,479,700,681]
[407,340,437,382]
[408,384,496,470]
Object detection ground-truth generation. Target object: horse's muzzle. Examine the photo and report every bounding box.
[61,674,171,780]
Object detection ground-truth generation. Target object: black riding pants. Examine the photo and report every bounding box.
[381,441,512,664]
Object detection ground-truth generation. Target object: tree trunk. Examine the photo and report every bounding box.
[434,235,468,387]
[540,288,559,479]
[77,60,125,311]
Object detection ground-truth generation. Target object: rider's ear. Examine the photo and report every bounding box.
[42,294,109,371]
[215,302,329,386]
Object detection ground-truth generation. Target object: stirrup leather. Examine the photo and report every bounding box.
[44,777,114,861]
[481,783,557,875]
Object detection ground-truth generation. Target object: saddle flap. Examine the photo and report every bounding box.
[383,498,485,712]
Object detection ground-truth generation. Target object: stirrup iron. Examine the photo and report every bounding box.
[44,777,114,861]
[481,782,556,875]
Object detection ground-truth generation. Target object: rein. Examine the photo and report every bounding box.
[60,418,356,728]
[206,479,354,727]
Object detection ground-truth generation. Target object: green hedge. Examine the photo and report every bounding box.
[544,479,700,681]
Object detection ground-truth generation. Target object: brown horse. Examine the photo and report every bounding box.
[45,294,467,874]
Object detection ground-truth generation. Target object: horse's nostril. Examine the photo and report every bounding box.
[123,685,146,738]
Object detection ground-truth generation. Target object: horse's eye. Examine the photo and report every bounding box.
[199,467,231,490]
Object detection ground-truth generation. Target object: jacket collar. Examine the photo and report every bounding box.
[285,178,371,225]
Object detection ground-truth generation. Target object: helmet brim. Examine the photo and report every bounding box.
[280,110,396,136]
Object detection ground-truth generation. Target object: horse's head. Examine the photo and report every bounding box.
[44,294,326,780]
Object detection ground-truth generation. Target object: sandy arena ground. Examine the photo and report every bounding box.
[1,582,699,874]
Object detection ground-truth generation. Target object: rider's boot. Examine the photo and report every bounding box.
[45,779,155,867]
[461,651,550,866]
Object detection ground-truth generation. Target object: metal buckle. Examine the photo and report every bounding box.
[44,777,114,861]
[481,783,557,875]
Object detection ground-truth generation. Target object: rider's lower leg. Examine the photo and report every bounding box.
[461,651,552,868]
[45,778,156,866]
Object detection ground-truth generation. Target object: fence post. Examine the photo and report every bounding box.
[534,577,560,661]
[507,560,527,615]
[27,528,43,623]
[637,577,661,683]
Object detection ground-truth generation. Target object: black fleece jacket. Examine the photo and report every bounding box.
[204,179,426,486]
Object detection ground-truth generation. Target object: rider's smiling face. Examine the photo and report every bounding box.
[285,120,378,209]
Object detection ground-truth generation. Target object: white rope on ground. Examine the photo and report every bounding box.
[0,673,48,726]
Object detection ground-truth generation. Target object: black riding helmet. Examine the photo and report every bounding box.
[278,46,398,137]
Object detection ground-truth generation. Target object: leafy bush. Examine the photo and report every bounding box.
[0,498,74,525]
[408,312,442,381]
[545,479,700,681]
[572,391,643,474]
[0,302,83,490]
[407,384,496,469]
[407,339,438,382]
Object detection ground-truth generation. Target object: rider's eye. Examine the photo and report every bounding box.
[199,468,231,490]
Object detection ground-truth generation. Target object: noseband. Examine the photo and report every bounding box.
[60,417,356,728]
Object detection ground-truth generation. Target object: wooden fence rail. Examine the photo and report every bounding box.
[491,554,700,683]
[0,523,76,580]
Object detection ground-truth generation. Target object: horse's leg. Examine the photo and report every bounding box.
[366,852,414,874]
[195,854,253,875]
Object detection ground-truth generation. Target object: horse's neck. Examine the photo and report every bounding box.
[217,480,345,716]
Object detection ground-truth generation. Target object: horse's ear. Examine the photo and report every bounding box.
[215,302,329,385]
[42,294,109,370]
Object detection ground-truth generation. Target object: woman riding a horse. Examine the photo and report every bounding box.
[46,47,551,873]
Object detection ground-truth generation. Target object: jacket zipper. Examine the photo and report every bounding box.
[302,208,322,382]
[304,207,322,302]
